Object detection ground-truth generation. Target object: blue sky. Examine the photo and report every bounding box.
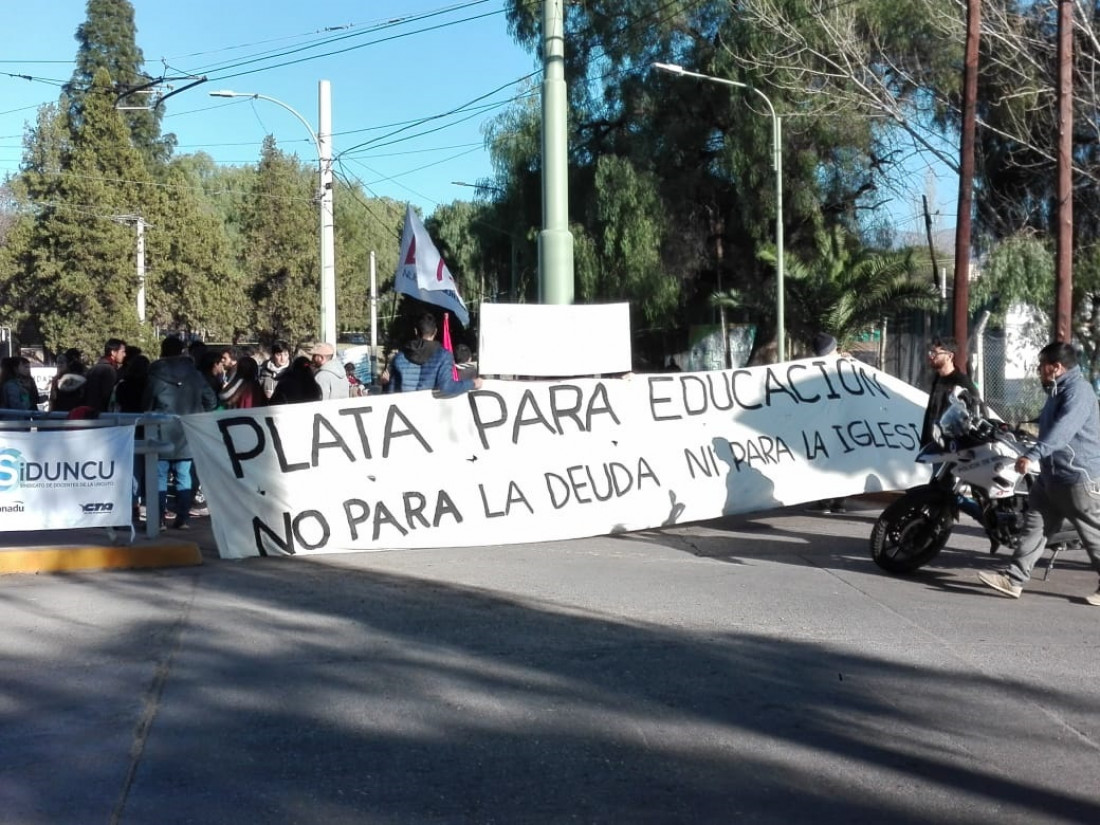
[0,0,538,215]
[880,128,960,245]
[0,0,958,232]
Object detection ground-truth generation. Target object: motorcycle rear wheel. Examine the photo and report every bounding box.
[870,487,954,574]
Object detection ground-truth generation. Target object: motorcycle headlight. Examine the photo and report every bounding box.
[939,402,971,437]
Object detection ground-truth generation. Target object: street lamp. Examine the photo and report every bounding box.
[451,180,504,197]
[210,82,337,345]
[652,63,786,362]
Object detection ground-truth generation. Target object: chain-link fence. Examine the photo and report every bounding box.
[841,315,1048,427]
[973,329,1046,425]
[657,309,1072,429]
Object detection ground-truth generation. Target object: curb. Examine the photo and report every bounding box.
[0,539,203,575]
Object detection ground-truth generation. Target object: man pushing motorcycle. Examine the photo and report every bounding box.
[978,342,1100,604]
[923,337,981,445]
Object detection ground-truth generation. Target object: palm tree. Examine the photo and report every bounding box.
[714,226,937,354]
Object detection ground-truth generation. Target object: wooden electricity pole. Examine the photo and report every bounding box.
[1055,0,1074,342]
[952,0,980,373]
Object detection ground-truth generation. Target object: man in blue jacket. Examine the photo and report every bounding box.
[391,313,482,396]
[978,342,1100,604]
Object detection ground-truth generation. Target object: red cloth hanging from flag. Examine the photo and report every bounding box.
[442,312,459,381]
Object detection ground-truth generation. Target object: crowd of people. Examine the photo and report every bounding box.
[5,309,489,419]
[1,320,484,529]
[8,317,1100,605]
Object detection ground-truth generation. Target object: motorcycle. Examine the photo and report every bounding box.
[869,392,1082,574]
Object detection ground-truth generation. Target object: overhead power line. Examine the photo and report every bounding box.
[166,0,494,76]
[336,72,539,160]
[177,2,514,85]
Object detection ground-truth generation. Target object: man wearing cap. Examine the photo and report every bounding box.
[310,342,349,401]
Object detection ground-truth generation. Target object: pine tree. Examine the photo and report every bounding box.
[144,162,242,341]
[333,187,404,336]
[22,69,154,355]
[239,137,320,344]
[64,0,173,167]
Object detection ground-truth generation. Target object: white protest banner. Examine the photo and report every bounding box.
[30,366,55,408]
[183,358,930,559]
[0,426,135,530]
[478,303,632,377]
[394,204,470,326]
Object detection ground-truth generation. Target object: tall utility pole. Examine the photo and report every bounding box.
[318,80,337,345]
[210,82,337,343]
[538,0,574,304]
[136,215,146,323]
[952,0,981,373]
[1055,0,1074,342]
[369,250,379,380]
[714,217,730,369]
[922,194,940,292]
[113,214,148,323]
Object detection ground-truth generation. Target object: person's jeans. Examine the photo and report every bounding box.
[157,458,193,524]
[1008,475,1100,584]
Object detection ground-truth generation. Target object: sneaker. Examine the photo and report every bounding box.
[978,571,1022,599]
[1085,588,1100,607]
[171,517,190,531]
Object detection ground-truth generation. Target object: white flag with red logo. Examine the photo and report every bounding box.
[393,204,470,326]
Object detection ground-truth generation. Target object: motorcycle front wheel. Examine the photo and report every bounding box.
[870,486,954,574]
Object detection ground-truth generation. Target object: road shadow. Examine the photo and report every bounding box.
[3,553,1100,824]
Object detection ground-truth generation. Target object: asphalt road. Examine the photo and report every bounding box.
[2,499,1099,824]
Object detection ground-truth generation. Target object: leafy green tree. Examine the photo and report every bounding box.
[483,90,544,304]
[64,0,174,167]
[1073,243,1100,381]
[238,136,319,344]
[334,188,405,337]
[143,163,241,341]
[717,226,936,351]
[429,200,492,323]
[970,232,1055,323]
[0,182,34,335]
[578,156,680,326]
[0,103,68,340]
[13,69,155,355]
[497,0,889,358]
